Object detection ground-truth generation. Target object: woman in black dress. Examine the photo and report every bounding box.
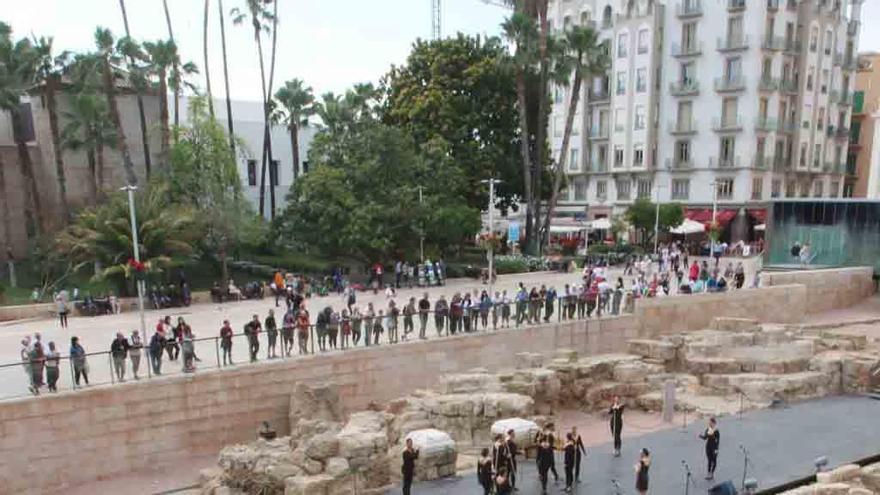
[699,417,720,480]
[635,448,650,494]
[477,448,494,495]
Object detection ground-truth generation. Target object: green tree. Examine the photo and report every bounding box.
[382,34,522,210]
[273,78,315,180]
[625,198,684,247]
[167,97,261,285]
[143,39,197,168]
[541,25,609,248]
[60,93,118,205]
[0,23,43,236]
[117,0,154,177]
[54,181,198,293]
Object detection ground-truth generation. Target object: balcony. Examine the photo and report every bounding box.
[753,155,774,170]
[676,0,703,17]
[593,161,609,173]
[589,126,610,140]
[766,0,780,11]
[837,126,850,140]
[755,117,778,133]
[778,119,796,134]
[761,35,785,51]
[833,52,844,66]
[772,156,789,172]
[826,124,836,137]
[758,76,780,92]
[589,88,610,102]
[717,35,749,52]
[713,116,743,132]
[728,0,746,11]
[665,158,695,170]
[669,79,700,96]
[714,75,746,93]
[710,156,741,168]
[672,42,703,58]
[783,38,801,54]
[843,54,858,71]
[830,90,852,106]
[785,0,797,10]
[848,21,860,37]
[668,119,698,135]
[780,78,799,94]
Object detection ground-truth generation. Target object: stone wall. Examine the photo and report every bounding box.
[0,273,871,494]
[761,266,875,313]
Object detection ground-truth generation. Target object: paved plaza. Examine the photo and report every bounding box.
[0,256,759,400]
[395,395,880,495]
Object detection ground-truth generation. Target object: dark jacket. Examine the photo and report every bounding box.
[110,337,130,358]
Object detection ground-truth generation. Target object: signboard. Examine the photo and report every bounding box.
[508,221,520,243]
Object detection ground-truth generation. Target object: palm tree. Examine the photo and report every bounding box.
[61,93,117,204]
[0,23,44,236]
[541,25,608,248]
[0,151,13,262]
[142,40,177,168]
[218,0,236,154]
[32,36,72,222]
[533,0,551,253]
[202,0,215,117]
[161,0,182,128]
[273,79,314,180]
[93,28,138,186]
[232,0,276,218]
[117,0,153,178]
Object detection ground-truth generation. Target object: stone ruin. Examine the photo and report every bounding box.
[199,317,880,495]
[780,462,880,494]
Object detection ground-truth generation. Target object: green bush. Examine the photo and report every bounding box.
[494,257,528,274]
[588,244,611,255]
[249,252,335,274]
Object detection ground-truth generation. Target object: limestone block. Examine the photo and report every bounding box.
[290,383,343,429]
[847,488,872,495]
[438,373,502,394]
[575,354,641,379]
[861,463,880,492]
[686,357,741,375]
[712,317,760,332]
[405,429,458,481]
[555,349,578,363]
[514,352,544,369]
[324,457,349,478]
[491,418,540,449]
[302,458,324,475]
[613,361,667,383]
[304,431,339,460]
[285,474,335,495]
[627,339,678,362]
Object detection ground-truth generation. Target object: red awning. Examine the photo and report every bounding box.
[747,208,767,223]
[685,208,738,228]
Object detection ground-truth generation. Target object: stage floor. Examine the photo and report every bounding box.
[393,395,880,494]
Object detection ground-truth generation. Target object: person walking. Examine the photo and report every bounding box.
[506,429,519,490]
[129,330,143,379]
[418,293,430,339]
[244,315,262,362]
[401,437,419,495]
[403,297,416,341]
[635,448,650,494]
[110,332,130,382]
[265,309,278,359]
[220,320,234,366]
[699,417,720,480]
[149,328,165,375]
[537,437,554,494]
[609,395,626,457]
[477,447,494,495]
[45,342,60,392]
[70,336,88,388]
[563,432,576,492]
[55,291,70,329]
[500,290,511,328]
[570,426,586,483]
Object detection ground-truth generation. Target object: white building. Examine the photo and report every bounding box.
[179,97,316,219]
[549,0,862,236]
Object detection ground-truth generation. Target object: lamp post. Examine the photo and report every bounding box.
[418,185,424,264]
[710,180,719,255]
[121,185,148,354]
[481,178,502,296]
[653,183,668,254]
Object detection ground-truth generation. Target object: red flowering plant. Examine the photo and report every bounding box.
[477,232,503,252]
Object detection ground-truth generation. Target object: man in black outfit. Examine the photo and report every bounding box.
[401,437,419,495]
[571,426,587,482]
[535,424,559,482]
[536,438,554,494]
[492,433,510,489]
[699,417,720,480]
[608,396,625,457]
[563,432,576,492]
[505,429,518,490]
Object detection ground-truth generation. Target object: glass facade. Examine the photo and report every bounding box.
[767,200,880,271]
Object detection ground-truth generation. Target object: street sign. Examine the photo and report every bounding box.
[508,221,520,243]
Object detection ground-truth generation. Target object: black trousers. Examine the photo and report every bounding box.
[481,480,493,495]
[575,452,582,480]
[707,450,718,474]
[539,467,550,492]
[565,463,574,488]
[550,456,559,480]
[612,425,622,451]
[402,475,413,495]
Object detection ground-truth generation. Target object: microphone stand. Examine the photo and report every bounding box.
[682,461,697,495]
[740,445,751,492]
[611,478,622,495]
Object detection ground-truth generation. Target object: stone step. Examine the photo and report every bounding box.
[700,371,830,401]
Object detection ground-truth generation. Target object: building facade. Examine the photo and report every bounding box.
[849,52,880,198]
[549,0,862,233]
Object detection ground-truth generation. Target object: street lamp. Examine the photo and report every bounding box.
[481,178,502,296]
[418,185,424,264]
[120,185,148,360]
[653,183,668,254]
[710,180,719,255]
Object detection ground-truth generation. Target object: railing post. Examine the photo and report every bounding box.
[108,353,115,385]
[310,325,315,354]
[215,337,221,368]
[69,357,76,390]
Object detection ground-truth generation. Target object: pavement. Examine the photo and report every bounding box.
[391,395,880,495]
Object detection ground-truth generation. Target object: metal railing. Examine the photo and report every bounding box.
[669,79,700,96]
[714,75,746,92]
[676,0,703,17]
[672,42,702,57]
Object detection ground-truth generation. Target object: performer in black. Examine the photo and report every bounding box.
[635,448,650,494]
[563,432,576,492]
[401,437,419,495]
[571,426,587,482]
[699,417,720,480]
[505,429,519,490]
[534,423,559,482]
[495,467,513,495]
[536,437,554,494]
[608,395,626,457]
[477,448,494,495]
[492,433,510,491]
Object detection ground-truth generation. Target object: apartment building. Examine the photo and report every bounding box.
[549,0,862,234]
[849,52,880,198]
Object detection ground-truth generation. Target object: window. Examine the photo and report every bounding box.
[574,179,587,201]
[616,179,631,200]
[771,179,781,198]
[614,146,624,167]
[618,33,628,57]
[635,105,646,130]
[803,103,812,129]
[722,97,738,126]
[247,159,257,186]
[800,181,811,197]
[830,181,839,197]
[569,148,580,171]
[638,29,649,54]
[817,108,825,131]
[786,180,796,197]
[598,145,607,169]
[716,178,734,199]
[727,16,744,46]
[821,70,828,94]
[616,71,627,95]
[554,86,564,104]
[637,178,652,198]
[564,16,572,30]
[813,180,823,197]
[615,108,626,131]
[725,57,742,81]
[813,143,822,168]
[682,23,697,52]
[677,101,693,129]
[580,11,591,25]
[633,145,644,166]
[824,29,832,55]
[799,142,808,167]
[806,67,814,91]
[681,62,694,86]
[270,160,279,186]
[761,58,772,80]
[596,180,607,199]
[810,26,818,52]
[671,179,690,200]
[843,183,854,198]
[751,177,763,200]
[554,116,563,137]
[636,68,647,92]
[675,140,691,163]
[720,136,736,166]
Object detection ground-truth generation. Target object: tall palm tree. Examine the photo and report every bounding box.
[33,36,72,222]
[61,93,118,205]
[273,79,314,180]
[117,0,153,178]
[142,40,177,167]
[218,0,236,154]
[0,23,43,236]
[93,28,138,186]
[541,25,608,248]
[161,0,182,128]
[0,151,12,262]
[232,0,276,218]
[202,0,215,117]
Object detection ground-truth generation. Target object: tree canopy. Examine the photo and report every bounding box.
[625,198,684,247]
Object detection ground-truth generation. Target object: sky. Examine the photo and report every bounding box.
[3,0,879,103]
[3,0,510,101]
